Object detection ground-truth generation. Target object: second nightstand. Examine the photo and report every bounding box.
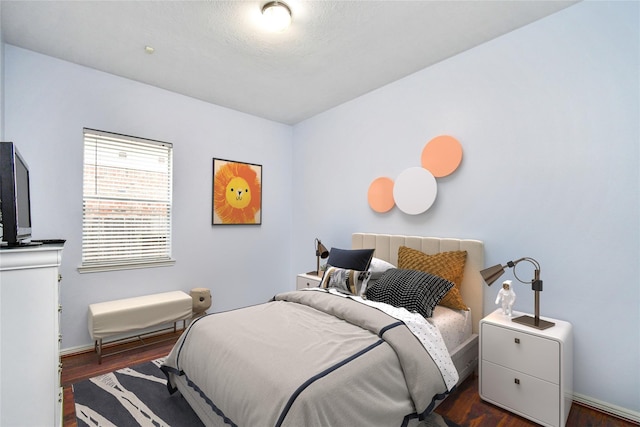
[296,273,322,290]
[479,309,573,427]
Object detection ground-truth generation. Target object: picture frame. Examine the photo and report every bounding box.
[212,158,262,225]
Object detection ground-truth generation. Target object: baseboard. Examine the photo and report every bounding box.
[60,326,184,357]
[60,343,94,357]
[573,392,640,424]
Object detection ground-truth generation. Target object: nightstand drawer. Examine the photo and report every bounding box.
[482,322,559,383]
[296,274,321,290]
[481,360,560,427]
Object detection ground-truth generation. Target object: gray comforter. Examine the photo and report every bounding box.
[162,290,453,427]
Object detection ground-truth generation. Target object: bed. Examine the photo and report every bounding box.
[161,233,484,427]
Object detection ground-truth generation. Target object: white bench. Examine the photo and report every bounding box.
[88,291,192,363]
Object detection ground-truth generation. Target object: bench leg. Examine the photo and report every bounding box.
[92,320,187,364]
[174,320,187,331]
[95,339,103,364]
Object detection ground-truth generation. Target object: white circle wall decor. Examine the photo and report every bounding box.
[393,167,437,215]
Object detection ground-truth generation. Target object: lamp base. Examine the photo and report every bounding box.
[512,314,555,330]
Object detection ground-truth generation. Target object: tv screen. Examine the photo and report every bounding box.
[0,141,33,246]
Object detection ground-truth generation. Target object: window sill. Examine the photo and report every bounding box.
[77,259,176,274]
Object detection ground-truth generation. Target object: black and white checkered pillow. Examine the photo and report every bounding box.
[365,268,454,318]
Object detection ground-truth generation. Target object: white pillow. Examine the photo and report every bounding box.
[368,257,396,280]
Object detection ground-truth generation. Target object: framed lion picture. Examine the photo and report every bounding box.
[212,158,262,225]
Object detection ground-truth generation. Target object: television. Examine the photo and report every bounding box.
[0,141,33,246]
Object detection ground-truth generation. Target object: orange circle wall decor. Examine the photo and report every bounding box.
[367,177,395,213]
[421,135,463,178]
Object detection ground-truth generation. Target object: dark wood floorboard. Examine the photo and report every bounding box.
[434,373,639,427]
[62,333,638,427]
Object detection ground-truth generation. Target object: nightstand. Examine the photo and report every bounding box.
[296,273,322,290]
[479,309,573,427]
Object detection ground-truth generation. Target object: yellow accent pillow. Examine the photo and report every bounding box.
[397,246,468,311]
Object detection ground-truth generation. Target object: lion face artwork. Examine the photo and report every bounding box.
[213,159,262,225]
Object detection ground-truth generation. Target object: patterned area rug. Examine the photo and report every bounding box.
[73,358,203,426]
[73,358,461,426]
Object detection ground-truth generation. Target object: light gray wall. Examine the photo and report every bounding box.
[4,45,294,352]
[292,1,638,414]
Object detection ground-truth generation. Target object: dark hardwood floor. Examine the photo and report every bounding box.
[62,333,638,427]
[61,331,184,427]
[434,371,639,427]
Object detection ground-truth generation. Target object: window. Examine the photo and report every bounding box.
[80,128,174,272]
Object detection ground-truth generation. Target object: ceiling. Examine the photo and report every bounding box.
[1,1,577,125]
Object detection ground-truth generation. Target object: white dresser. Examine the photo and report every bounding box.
[0,243,64,427]
[480,309,573,427]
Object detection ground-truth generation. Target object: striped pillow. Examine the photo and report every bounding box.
[321,267,371,296]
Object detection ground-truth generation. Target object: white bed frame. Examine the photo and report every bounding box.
[352,232,485,385]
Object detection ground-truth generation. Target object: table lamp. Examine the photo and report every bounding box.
[309,238,329,277]
[480,257,555,330]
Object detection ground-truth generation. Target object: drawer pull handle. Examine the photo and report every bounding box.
[514,338,520,344]
[514,378,520,385]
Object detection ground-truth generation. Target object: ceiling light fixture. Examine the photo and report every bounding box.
[261,1,292,32]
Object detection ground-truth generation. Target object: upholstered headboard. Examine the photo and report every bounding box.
[352,233,485,334]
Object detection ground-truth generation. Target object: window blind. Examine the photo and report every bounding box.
[81,129,173,271]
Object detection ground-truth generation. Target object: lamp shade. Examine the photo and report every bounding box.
[309,238,330,277]
[480,264,506,286]
[316,241,329,258]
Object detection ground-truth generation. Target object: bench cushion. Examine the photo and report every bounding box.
[88,291,192,341]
